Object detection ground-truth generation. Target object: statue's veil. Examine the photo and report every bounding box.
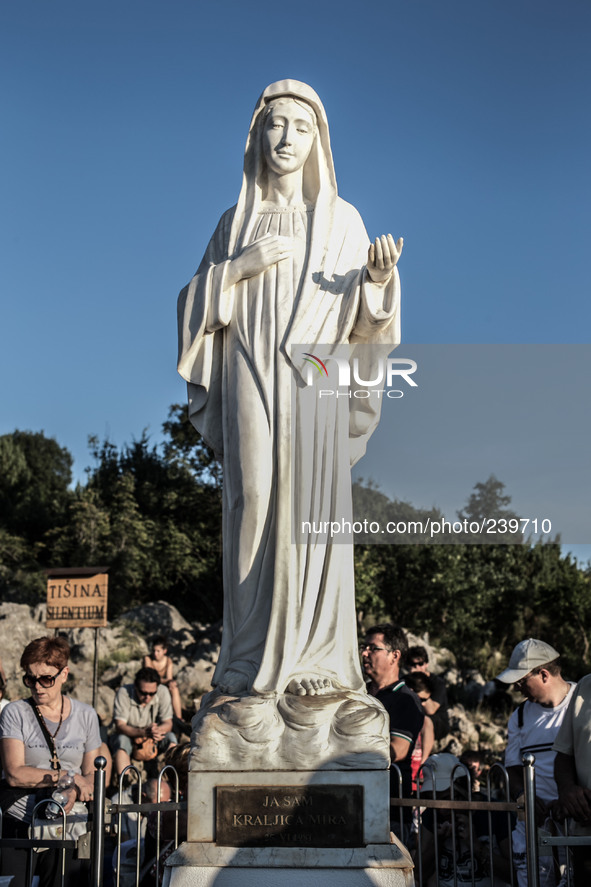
[228,80,337,284]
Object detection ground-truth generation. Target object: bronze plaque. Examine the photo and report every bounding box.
[216,784,364,847]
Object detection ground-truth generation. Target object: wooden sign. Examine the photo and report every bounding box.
[46,567,109,628]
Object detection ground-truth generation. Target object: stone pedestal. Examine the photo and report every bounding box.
[163,842,414,887]
[164,768,414,887]
[187,769,390,844]
[163,691,414,886]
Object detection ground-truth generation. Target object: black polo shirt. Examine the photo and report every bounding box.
[375,680,425,799]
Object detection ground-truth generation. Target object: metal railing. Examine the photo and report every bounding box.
[0,797,77,887]
[391,752,591,887]
[533,812,590,887]
[94,757,186,887]
[0,757,187,887]
[389,759,516,886]
[3,754,591,887]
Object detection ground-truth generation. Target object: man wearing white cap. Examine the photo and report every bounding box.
[497,638,575,887]
[553,673,591,885]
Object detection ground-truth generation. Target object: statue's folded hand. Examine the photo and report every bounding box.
[228,234,293,286]
[367,233,403,284]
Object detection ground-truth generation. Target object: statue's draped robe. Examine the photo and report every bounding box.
[177,80,401,696]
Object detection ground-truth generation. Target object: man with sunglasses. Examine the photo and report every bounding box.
[497,638,574,887]
[111,667,176,781]
[361,623,424,840]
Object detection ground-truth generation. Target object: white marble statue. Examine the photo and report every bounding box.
[178,80,402,703]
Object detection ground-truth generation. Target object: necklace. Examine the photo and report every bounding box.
[36,694,65,739]
[30,695,65,771]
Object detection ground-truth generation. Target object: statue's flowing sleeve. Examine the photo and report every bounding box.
[177,208,236,459]
[328,201,401,464]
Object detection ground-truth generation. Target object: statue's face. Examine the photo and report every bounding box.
[262,99,316,177]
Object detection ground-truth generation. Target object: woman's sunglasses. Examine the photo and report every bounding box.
[22,666,66,689]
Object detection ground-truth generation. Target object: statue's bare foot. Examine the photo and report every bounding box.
[218,669,250,695]
[286,677,333,697]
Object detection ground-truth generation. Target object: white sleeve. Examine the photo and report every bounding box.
[504,708,522,768]
[553,686,577,756]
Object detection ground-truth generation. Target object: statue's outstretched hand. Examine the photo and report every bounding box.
[367,234,403,284]
[227,234,293,287]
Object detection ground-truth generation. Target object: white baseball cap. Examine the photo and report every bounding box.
[496,638,560,684]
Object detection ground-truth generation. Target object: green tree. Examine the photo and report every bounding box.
[46,486,111,566]
[77,418,223,620]
[0,528,46,603]
[0,431,75,603]
[162,404,222,489]
[0,431,73,546]
[458,474,523,542]
[353,476,591,679]
[353,479,444,543]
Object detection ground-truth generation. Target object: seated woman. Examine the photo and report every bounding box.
[0,635,101,887]
[143,635,183,722]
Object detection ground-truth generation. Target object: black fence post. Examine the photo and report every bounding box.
[523,752,540,887]
[91,755,108,887]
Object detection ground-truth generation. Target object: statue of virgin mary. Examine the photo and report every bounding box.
[178,80,402,700]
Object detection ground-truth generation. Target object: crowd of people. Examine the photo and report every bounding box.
[361,625,591,886]
[1,627,591,886]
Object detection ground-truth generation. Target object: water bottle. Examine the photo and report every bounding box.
[45,769,75,819]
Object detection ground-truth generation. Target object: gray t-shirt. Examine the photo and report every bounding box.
[113,683,173,729]
[0,697,101,822]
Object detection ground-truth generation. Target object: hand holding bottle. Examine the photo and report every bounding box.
[45,769,76,818]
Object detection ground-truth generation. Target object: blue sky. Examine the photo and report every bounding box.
[352,345,591,555]
[2,1,590,558]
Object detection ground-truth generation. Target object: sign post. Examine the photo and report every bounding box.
[45,566,109,708]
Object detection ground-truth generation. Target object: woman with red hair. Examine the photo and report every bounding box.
[0,635,101,887]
